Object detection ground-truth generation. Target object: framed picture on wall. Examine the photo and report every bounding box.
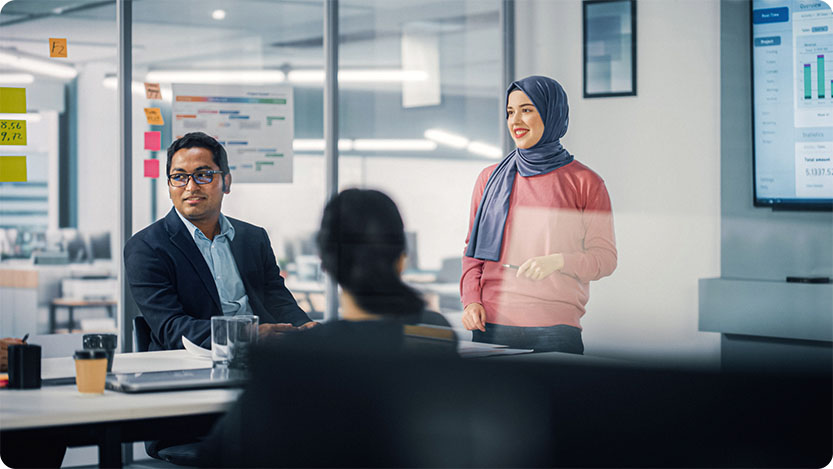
[583,0,637,98]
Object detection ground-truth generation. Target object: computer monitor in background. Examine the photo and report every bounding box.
[63,230,88,262]
[89,231,111,260]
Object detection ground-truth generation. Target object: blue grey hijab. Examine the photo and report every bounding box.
[465,76,574,261]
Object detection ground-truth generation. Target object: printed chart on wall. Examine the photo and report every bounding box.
[172,84,294,183]
[752,0,832,205]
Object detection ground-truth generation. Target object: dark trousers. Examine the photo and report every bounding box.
[473,323,584,354]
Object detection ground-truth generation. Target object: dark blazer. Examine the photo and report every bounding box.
[124,208,310,351]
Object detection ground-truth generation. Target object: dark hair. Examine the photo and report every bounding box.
[167,132,230,190]
[317,189,425,317]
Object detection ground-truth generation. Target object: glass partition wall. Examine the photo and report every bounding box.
[0,0,503,343]
[131,1,327,319]
[0,1,119,343]
[337,0,503,319]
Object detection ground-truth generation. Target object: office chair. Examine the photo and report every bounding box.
[132,316,152,353]
[133,315,203,465]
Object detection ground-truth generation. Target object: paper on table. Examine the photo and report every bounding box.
[457,340,533,359]
[182,335,212,359]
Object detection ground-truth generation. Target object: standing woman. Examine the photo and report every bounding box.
[460,75,617,354]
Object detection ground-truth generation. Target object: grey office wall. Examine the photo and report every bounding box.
[721,0,833,281]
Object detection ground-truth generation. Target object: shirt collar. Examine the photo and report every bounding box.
[174,208,235,242]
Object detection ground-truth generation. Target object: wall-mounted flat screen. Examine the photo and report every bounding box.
[752,0,833,209]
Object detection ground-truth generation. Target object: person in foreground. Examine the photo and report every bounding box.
[124,132,314,352]
[461,75,617,354]
[194,189,557,468]
[303,188,456,344]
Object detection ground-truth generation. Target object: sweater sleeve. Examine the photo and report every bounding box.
[560,180,618,283]
[460,170,488,307]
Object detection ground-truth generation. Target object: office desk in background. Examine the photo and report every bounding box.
[0,350,241,468]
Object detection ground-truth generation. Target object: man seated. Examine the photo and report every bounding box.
[124,132,314,351]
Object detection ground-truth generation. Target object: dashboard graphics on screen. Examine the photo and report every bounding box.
[752,0,833,209]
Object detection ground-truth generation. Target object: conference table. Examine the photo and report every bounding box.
[0,350,241,468]
[0,344,628,468]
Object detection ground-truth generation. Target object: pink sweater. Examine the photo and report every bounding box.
[460,160,617,328]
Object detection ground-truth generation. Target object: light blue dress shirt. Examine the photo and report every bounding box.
[175,209,253,317]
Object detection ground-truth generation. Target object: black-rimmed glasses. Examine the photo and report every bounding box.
[168,170,224,187]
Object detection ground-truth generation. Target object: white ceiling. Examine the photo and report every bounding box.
[0,0,502,95]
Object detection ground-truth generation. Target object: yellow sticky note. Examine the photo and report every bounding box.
[0,156,27,182]
[49,38,67,58]
[0,88,26,114]
[144,108,164,125]
[0,120,26,145]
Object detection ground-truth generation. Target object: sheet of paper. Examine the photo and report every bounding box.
[41,350,213,380]
[172,84,294,183]
[144,131,161,151]
[144,107,164,125]
[182,336,212,359]
[144,82,162,100]
[49,38,67,58]
[459,347,535,359]
[0,156,27,182]
[0,88,26,113]
[143,159,159,178]
[0,120,26,145]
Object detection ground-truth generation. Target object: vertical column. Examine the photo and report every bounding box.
[500,0,515,156]
[118,0,134,353]
[818,55,825,99]
[804,64,812,99]
[323,0,339,321]
[117,0,134,464]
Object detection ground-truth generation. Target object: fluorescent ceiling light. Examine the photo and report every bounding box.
[0,73,34,84]
[0,113,41,123]
[0,49,77,79]
[341,70,427,83]
[294,139,435,152]
[467,141,503,158]
[287,69,428,84]
[102,76,148,95]
[353,139,437,151]
[212,9,226,20]
[293,139,353,152]
[145,70,285,84]
[424,129,469,149]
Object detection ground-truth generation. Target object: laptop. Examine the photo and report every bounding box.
[105,368,247,393]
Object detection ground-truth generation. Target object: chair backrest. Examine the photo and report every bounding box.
[132,316,152,352]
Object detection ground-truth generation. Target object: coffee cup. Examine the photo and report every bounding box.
[73,349,108,394]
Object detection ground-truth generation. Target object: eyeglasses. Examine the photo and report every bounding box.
[168,170,224,187]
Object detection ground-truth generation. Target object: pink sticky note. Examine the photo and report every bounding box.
[144,131,161,151]
[144,159,159,178]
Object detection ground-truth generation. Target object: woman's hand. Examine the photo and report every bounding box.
[516,253,565,281]
[462,303,487,332]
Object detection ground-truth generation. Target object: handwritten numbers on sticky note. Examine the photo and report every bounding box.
[49,38,68,58]
[144,108,164,125]
[0,88,26,114]
[144,83,162,100]
[0,157,27,182]
[0,120,26,145]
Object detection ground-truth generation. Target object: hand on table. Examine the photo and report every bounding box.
[297,321,318,331]
[516,253,564,281]
[258,323,297,340]
[462,303,487,332]
[258,322,319,340]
